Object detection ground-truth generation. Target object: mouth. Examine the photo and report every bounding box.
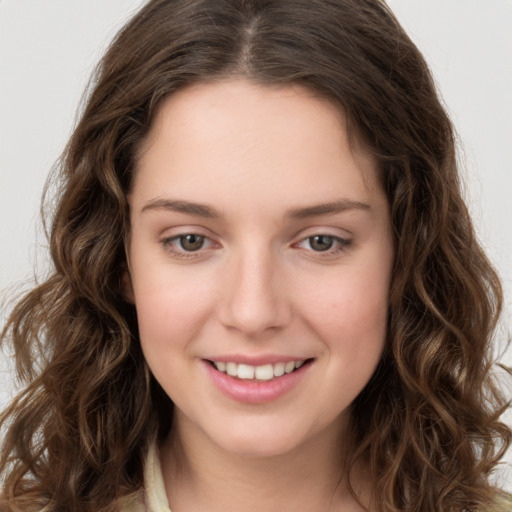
[207,359,314,382]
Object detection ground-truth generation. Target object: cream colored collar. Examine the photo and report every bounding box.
[121,442,171,512]
[144,442,172,511]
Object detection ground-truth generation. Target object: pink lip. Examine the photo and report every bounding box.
[202,359,312,404]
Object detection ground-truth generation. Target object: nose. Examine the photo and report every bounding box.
[218,245,292,338]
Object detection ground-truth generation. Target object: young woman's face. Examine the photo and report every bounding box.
[127,80,394,457]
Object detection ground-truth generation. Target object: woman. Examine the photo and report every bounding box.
[1,1,510,510]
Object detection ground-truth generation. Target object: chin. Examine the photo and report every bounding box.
[218,434,304,459]
[203,416,324,459]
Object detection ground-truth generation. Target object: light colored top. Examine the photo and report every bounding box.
[118,443,512,512]
[120,443,171,512]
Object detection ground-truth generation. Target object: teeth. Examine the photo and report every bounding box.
[255,364,273,381]
[273,362,285,377]
[237,364,255,380]
[284,361,295,374]
[226,362,237,377]
[212,360,307,381]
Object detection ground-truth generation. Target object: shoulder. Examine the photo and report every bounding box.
[479,495,512,512]
[117,490,147,512]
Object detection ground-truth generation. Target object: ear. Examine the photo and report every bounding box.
[122,268,135,304]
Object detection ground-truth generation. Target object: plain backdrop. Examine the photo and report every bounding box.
[1,0,511,489]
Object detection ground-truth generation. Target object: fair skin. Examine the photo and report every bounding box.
[127,79,394,511]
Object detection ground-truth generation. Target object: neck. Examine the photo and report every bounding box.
[159,413,369,512]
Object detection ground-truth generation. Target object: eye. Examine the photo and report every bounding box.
[161,233,218,257]
[176,234,206,251]
[295,234,351,254]
[307,235,335,252]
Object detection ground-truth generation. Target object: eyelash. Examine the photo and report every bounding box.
[161,234,217,259]
[160,233,352,259]
[293,234,352,255]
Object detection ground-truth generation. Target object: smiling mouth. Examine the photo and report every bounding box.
[208,359,314,381]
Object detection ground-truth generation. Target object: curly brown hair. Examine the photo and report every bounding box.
[1,0,510,511]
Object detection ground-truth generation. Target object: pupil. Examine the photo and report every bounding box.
[310,235,333,251]
[180,234,204,251]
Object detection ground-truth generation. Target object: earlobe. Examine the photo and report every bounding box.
[122,269,135,304]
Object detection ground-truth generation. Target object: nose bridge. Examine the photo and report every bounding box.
[219,240,289,336]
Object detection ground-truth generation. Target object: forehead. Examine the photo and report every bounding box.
[132,79,383,212]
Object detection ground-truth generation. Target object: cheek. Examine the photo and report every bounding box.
[133,270,219,397]
[297,264,390,337]
[293,256,391,397]
[132,265,217,350]
[289,265,390,426]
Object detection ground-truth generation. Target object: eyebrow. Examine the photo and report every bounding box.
[141,198,223,218]
[140,198,371,219]
[286,199,371,219]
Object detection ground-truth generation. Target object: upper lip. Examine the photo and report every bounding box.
[203,355,313,366]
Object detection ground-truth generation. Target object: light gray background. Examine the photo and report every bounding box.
[1,0,511,489]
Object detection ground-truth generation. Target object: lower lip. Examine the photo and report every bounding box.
[203,360,311,404]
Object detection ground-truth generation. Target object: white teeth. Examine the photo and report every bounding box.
[273,362,285,377]
[215,361,226,372]
[226,362,237,377]
[237,364,255,380]
[212,359,307,381]
[255,364,274,381]
[284,361,296,374]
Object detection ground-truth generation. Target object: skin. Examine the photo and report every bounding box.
[126,79,394,511]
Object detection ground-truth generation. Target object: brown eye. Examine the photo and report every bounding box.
[161,233,219,259]
[179,234,205,251]
[308,235,334,252]
[294,234,352,256]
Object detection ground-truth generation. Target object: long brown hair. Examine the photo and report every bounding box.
[1,1,510,510]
